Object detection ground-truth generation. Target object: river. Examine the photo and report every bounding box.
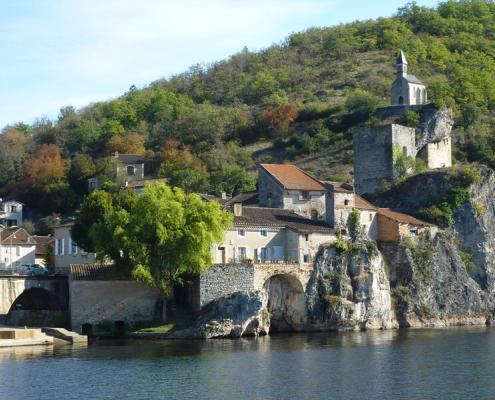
[1,328,494,400]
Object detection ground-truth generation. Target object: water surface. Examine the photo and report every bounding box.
[1,328,494,400]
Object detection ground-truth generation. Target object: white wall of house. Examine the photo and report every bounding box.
[0,244,35,270]
[334,208,378,241]
[54,226,95,275]
[0,201,23,227]
[214,227,287,263]
[295,231,335,266]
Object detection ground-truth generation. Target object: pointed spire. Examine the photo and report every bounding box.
[397,50,408,65]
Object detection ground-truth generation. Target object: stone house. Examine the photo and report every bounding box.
[391,50,427,106]
[212,204,335,267]
[0,200,23,227]
[69,264,163,335]
[377,208,436,242]
[54,223,96,275]
[0,227,36,272]
[88,152,146,192]
[258,164,326,220]
[418,136,452,169]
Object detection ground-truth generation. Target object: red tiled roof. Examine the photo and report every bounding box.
[0,227,36,245]
[355,195,378,211]
[70,264,129,281]
[322,181,354,193]
[378,208,434,226]
[260,164,324,191]
[32,235,55,255]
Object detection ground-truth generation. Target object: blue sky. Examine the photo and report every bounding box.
[0,0,439,129]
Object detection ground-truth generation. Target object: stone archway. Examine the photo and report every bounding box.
[5,287,66,327]
[263,274,306,332]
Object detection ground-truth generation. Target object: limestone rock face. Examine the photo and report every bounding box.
[306,245,397,331]
[380,235,486,328]
[416,107,454,152]
[454,169,495,306]
[189,291,270,339]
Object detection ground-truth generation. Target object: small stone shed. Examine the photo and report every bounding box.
[377,208,437,242]
[69,264,164,335]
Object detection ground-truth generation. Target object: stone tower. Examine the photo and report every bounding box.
[353,124,416,195]
[391,50,427,106]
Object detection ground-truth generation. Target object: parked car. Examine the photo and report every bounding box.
[16,264,49,276]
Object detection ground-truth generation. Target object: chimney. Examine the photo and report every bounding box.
[233,203,242,217]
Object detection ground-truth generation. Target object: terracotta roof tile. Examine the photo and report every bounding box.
[378,208,433,226]
[355,195,378,211]
[70,264,129,281]
[0,227,36,245]
[233,206,334,234]
[260,164,324,191]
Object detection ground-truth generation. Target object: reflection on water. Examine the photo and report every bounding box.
[0,328,494,400]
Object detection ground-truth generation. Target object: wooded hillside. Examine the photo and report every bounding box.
[2,0,495,229]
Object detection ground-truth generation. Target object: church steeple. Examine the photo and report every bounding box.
[397,50,408,77]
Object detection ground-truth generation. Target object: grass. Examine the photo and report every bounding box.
[133,323,176,334]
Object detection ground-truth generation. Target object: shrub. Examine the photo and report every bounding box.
[401,111,420,127]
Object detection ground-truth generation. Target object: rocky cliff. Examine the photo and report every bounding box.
[305,243,397,331]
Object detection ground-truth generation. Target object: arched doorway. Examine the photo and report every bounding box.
[6,288,64,327]
[263,274,306,333]
[398,96,404,105]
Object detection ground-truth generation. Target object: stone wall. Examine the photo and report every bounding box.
[418,137,452,169]
[198,264,255,310]
[69,280,162,334]
[354,124,415,195]
[258,167,284,208]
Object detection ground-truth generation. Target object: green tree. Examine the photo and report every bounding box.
[72,184,232,293]
[346,208,361,242]
[210,165,256,195]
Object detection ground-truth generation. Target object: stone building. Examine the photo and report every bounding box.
[391,50,427,106]
[354,124,416,195]
[0,227,36,272]
[418,136,452,169]
[69,264,163,335]
[88,152,146,192]
[54,223,96,275]
[0,200,23,227]
[324,182,379,240]
[258,164,326,220]
[212,204,335,267]
[377,208,436,241]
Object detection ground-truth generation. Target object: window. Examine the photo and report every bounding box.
[237,246,247,261]
[304,234,309,242]
[303,254,309,263]
[10,205,17,213]
[56,239,64,256]
[16,247,20,256]
[402,146,407,156]
[71,240,78,255]
[126,165,135,176]
[260,230,267,237]
[310,210,318,221]
[237,229,245,237]
[267,192,272,199]
[301,191,310,200]
[259,247,267,262]
[344,199,349,206]
[369,213,373,221]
